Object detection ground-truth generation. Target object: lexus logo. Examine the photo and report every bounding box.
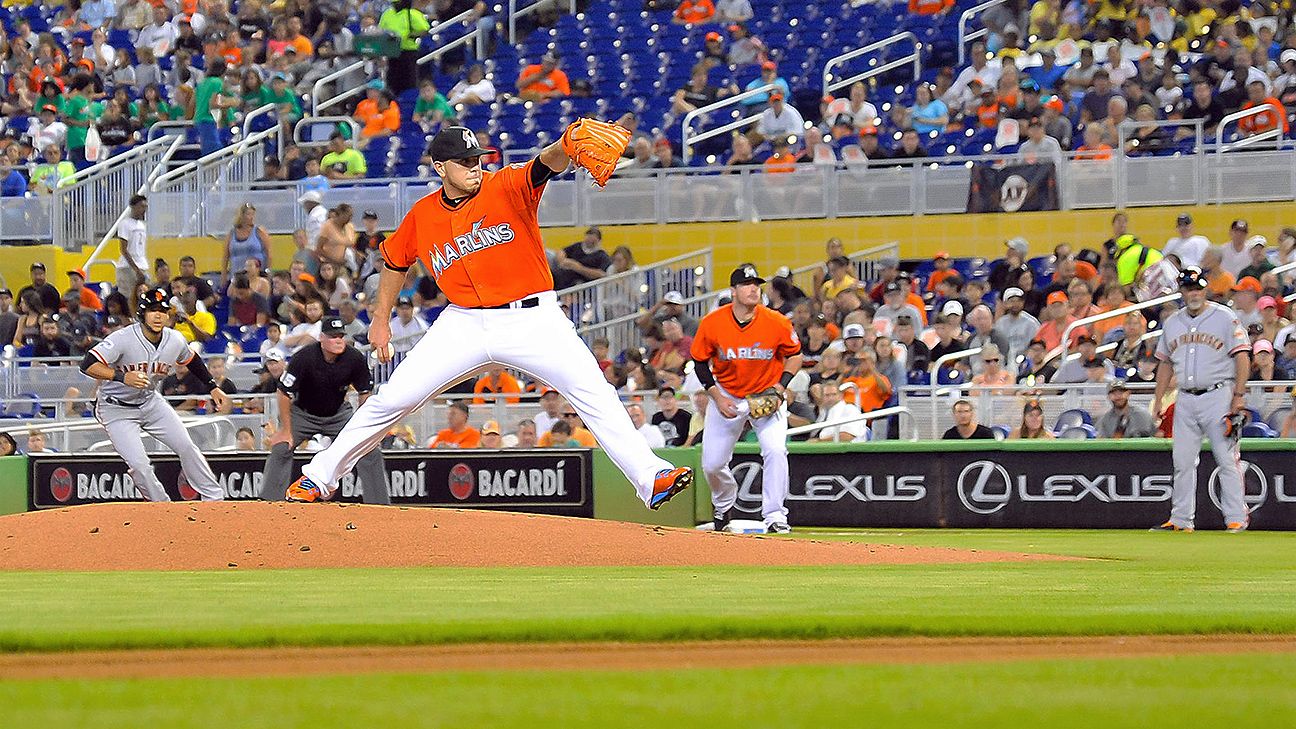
[732,461,764,514]
[956,460,1013,515]
[1207,460,1267,515]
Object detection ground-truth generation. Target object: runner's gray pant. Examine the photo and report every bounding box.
[1171,386,1247,528]
[261,404,390,504]
[94,396,224,501]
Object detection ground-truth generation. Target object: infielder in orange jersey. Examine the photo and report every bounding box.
[691,265,803,533]
[283,125,693,509]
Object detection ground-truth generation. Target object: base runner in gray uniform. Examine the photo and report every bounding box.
[260,316,389,504]
[79,288,228,501]
[1152,267,1251,533]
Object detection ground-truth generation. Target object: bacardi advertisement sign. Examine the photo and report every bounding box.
[728,447,1296,530]
[28,450,593,517]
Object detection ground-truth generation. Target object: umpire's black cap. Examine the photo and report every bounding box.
[320,316,346,337]
[1178,266,1208,290]
[428,126,489,162]
[729,264,765,286]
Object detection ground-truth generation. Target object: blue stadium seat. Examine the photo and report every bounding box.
[1053,408,1092,433]
[1241,423,1276,438]
[1265,406,1291,433]
[1058,424,1096,439]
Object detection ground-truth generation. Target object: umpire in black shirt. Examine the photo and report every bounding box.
[261,316,390,503]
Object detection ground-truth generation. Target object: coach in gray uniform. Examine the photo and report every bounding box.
[1152,267,1251,533]
[262,316,390,503]
[79,288,228,501]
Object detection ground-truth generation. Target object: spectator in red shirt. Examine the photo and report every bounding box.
[908,0,953,15]
[1239,80,1289,137]
[516,52,570,103]
[673,0,715,24]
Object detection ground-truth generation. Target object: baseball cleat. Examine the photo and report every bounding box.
[286,476,323,503]
[1149,521,1193,533]
[713,510,730,533]
[1226,522,1248,533]
[649,466,692,510]
[767,522,792,535]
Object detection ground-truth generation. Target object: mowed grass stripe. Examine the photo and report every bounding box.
[2,653,1294,728]
[1,531,1293,651]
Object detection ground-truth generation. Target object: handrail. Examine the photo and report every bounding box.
[311,59,369,115]
[681,82,780,164]
[292,116,362,147]
[957,0,1007,66]
[57,135,180,190]
[147,120,197,143]
[82,135,185,272]
[822,31,921,97]
[151,125,279,189]
[1059,292,1182,363]
[417,7,486,64]
[785,405,916,440]
[556,247,711,298]
[239,103,280,159]
[931,346,983,375]
[416,28,480,66]
[788,241,899,293]
[509,0,576,44]
[1215,105,1286,207]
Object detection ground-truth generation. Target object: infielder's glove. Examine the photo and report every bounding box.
[745,388,783,419]
[561,118,632,187]
[1223,411,1246,444]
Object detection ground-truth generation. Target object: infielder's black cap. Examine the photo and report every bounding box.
[320,315,346,337]
[729,264,765,286]
[428,126,489,162]
[1178,266,1208,290]
[137,287,173,314]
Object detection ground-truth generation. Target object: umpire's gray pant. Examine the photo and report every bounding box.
[261,404,390,504]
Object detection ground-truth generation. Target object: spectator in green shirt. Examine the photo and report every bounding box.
[194,59,239,155]
[413,79,457,129]
[63,76,96,168]
[320,132,368,180]
[31,145,77,193]
[240,70,269,110]
[264,74,303,131]
[380,0,431,95]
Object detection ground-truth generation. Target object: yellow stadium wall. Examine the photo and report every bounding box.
[2,201,1290,293]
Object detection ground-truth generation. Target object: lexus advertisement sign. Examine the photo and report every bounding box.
[728,448,1296,530]
[29,451,594,517]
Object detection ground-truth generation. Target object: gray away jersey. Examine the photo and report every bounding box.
[1155,302,1249,390]
[89,323,194,405]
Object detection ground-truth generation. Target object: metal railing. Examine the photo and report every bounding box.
[148,126,279,238]
[1215,105,1287,203]
[681,82,781,164]
[822,32,921,97]
[51,136,184,251]
[508,0,575,44]
[81,135,186,274]
[576,288,714,357]
[311,59,371,115]
[557,247,711,329]
[957,0,1007,66]
[786,405,917,441]
[419,7,489,66]
[788,241,899,298]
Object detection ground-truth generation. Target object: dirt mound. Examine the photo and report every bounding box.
[0,503,1064,571]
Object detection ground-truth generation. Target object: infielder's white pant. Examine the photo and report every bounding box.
[302,291,675,504]
[701,385,789,526]
[94,396,224,502]
[1171,386,1247,528]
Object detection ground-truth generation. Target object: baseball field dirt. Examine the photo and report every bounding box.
[0,502,1068,570]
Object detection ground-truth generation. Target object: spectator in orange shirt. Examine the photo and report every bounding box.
[841,348,892,412]
[285,16,314,57]
[1239,80,1289,137]
[427,402,481,448]
[516,52,570,103]
[673,0,715,24]
[472,367,523,404]
[908,0,953,15]
[65,269,103,312]
[763,138,797,173]
[925,252,956,292]
[538,409,598,447]
[1074,125,1114,161]
[1202,247,1236,302]
[976,87,1002,129]
[354,81,400,146]
[1033,291,1088,351]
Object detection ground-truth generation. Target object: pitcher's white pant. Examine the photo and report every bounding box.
[1170,386,1248,528]
[700,385,789,526]
[302,291,674,505]
[94,396,224,502]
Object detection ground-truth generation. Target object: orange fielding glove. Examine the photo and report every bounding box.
[561,118,632,187]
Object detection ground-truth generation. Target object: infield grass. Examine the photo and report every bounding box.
[3,653,1294,728]
[1,530,1293,651]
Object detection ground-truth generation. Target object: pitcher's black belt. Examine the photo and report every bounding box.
[1180,382,1226,396]
[472,296,541,310]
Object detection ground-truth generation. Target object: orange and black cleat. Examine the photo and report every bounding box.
[1148,521,1193,533]
[649,466,692,510]
[286,476,323,503]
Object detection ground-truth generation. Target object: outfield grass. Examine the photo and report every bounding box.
[0,530,1292,651]
[3,653,1294,728]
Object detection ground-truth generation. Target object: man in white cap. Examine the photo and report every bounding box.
[989,237,1030,292]
[1162,213,1211,269]
[299,190,327,252]
[993,286,1040,365]
[638,289,698,335]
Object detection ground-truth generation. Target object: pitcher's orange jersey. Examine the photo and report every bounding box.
[690,304,800,397]
[381,158,554,308]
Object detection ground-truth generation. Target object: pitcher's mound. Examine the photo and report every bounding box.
[0,503,1062,571]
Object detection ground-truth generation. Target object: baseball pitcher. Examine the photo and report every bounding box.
[1152,267,1251,532]
[284,125,693,509]
[691,265,803,533]
[78,288,228,501]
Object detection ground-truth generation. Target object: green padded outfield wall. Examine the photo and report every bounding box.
[0,456,27,516]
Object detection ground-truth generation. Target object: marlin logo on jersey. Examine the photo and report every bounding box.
[719,342,776,361]
[1167,332,1225,353]
[430,216,516,277]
